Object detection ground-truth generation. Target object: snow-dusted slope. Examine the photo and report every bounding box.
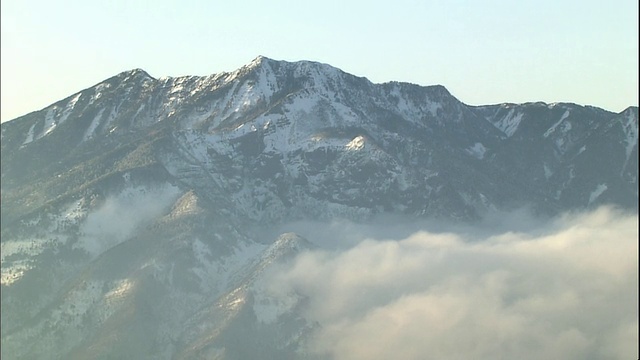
[1,56,637,360]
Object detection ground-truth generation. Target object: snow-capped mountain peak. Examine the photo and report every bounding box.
[0,56,637,360]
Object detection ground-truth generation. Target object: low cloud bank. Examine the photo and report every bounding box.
[267,206,638,359]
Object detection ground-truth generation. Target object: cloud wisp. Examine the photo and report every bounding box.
[265,206,638,360]
[77,184,181,255]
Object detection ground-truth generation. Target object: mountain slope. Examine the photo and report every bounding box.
[1,56,637,359]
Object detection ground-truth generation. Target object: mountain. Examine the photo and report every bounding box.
[1,56,637,359]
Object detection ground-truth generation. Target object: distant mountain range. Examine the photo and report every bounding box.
[1,56,637,359]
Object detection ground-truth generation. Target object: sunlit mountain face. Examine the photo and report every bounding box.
[1,57,637,359]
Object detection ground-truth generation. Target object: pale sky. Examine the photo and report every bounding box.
[1,0,638,122]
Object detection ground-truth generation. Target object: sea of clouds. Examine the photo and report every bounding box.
[265,206,638,360]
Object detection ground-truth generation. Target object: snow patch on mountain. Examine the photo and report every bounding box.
[0,259,33,286]
[170,191,202,218]
[577,145,586,156]
[253,58,278,103]
[41,108,57,137]
[1,239,43,285]
[544,110,571,138]
[589,183,608,205]
[389,85,414,116]
[466,142,487,159]
[83,108,105,141]
[389,84,442,120]
[0,199,88,285]
[622,110,638,170]
[22,123,35,145]
[495,109,524,137]
[89,83,110,104]
[104,278,135,306]
[29,93,85,142]
[58,92,83,125]
[346,135,365,151]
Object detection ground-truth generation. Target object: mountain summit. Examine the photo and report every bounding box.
[2,57,637,224]
[1,57,638,359]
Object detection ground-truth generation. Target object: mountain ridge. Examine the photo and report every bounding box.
[5,55,633,128]
[1,57,637,223]
[1,56,637,359]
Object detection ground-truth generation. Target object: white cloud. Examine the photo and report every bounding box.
[265,206,638,360]
[76,184,181,255]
